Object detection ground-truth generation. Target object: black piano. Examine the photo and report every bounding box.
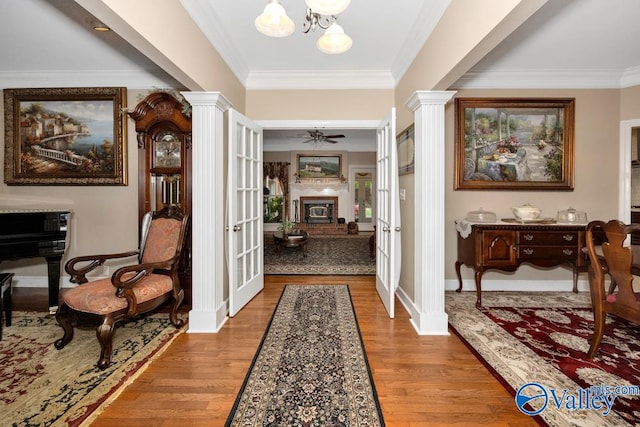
[0,210,70,311]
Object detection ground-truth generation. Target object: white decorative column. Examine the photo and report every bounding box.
[181,92,232,333]
[406,91,456,335]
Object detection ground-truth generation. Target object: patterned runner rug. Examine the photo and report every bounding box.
[0,312,185,426]
[447,291,639,426]
[226,285,384,426]
[264,234,375,275]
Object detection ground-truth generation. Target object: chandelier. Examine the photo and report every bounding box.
[255,0,352,54]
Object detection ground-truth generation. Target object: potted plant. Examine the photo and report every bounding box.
[278,219,296,236]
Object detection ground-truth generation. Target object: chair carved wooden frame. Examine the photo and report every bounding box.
[585,219,640,359]
[55,208,189,369]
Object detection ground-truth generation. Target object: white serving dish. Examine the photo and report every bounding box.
[512,204,542,220]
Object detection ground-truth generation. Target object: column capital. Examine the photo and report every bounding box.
[406,91,456,111]
[181,91,233,111]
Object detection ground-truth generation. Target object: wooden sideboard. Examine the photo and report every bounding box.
[455,223,588,307]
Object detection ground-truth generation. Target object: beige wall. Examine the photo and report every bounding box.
[0,89,147,284]
[246,90,394,120]
[621,86,640,120]
[393,0,545,300]
[446,88,621,284]
[77,0,246,111]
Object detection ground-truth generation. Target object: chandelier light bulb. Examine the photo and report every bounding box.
[255,0,295,37]
[317,22,352,54]
[305,0,351,16]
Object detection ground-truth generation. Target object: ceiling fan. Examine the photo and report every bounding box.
[301,129,345,144]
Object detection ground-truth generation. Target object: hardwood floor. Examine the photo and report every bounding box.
[15,277,537,426]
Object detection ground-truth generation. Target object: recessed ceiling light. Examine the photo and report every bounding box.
[90,20,110,32]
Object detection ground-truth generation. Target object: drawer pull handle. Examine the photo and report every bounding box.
[523,234,534,241]
[563,234,574,241]
[563,249,574,255]
[523,248,534,255]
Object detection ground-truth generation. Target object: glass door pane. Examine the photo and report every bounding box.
[354,172,373,223]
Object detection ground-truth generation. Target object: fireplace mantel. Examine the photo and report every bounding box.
[290,182,348,192]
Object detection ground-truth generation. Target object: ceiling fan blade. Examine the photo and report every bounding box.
[301,138,316,144]
[324,139,339,143]
[323,134,345,139]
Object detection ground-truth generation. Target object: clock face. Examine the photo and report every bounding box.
[154,132,181,168]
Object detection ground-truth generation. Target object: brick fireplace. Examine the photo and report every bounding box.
[289,182,349,234]
[300,196,338,223]
[297,196,346,234]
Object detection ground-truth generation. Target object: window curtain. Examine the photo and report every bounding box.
[264,162,291,220]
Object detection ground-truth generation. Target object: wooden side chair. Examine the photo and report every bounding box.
[54,207,189,369]
[585,219,640,359]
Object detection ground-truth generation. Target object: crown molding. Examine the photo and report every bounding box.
[454,68,640,89]
[621,66,640,88]
[245,70,395,90]
[0,70,179,89]
[179,0,250,85]
[390,0,450,83]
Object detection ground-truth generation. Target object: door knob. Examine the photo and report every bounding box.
[233,224,242,232]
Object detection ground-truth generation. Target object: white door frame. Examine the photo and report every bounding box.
[348,165,376,231]
[619,119,640,223]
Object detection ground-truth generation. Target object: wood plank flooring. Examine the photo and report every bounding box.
[14,276,537,426]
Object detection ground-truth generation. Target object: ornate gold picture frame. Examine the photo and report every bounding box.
[455,98,575,191]
[4,87,127,185]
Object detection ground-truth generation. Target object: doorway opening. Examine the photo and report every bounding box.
[261,119,379,274]
[620,119,640,223]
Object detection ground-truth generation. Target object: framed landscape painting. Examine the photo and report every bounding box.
[4,87,127,185]
[297,154,341,179]
[454,98,575,191]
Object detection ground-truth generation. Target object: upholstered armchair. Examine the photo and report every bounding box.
[585,219,640,359]
[54,208,189,369]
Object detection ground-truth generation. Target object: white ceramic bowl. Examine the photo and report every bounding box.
[512,204,541,220]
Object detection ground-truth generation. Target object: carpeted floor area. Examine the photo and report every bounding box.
[264,233,375,275]
[447,291,638,426]
[0,312,185,426]
[226,284,384,426]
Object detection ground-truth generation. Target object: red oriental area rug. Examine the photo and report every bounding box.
[447,292,639,427]
[0,312,184,426]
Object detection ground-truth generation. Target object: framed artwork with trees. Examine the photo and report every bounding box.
[454,98,575,191]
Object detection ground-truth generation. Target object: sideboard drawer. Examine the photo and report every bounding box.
[455,223,588,307]
[517,231,579,245]
[517,246,580,260]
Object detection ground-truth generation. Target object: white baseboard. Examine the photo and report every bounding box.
[444,278,591,293]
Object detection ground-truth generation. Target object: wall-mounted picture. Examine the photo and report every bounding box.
[297,154,341,179]
[455,98,575,191]
[4,87,127,185]
[397,124,415,175]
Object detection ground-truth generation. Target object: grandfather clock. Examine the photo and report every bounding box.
[129,92,192,305]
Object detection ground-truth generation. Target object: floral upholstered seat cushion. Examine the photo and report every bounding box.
[141,218,182,264]
[63,273,173,315]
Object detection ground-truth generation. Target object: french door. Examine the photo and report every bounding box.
[376,108,401,318]
[227,109,264,316]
